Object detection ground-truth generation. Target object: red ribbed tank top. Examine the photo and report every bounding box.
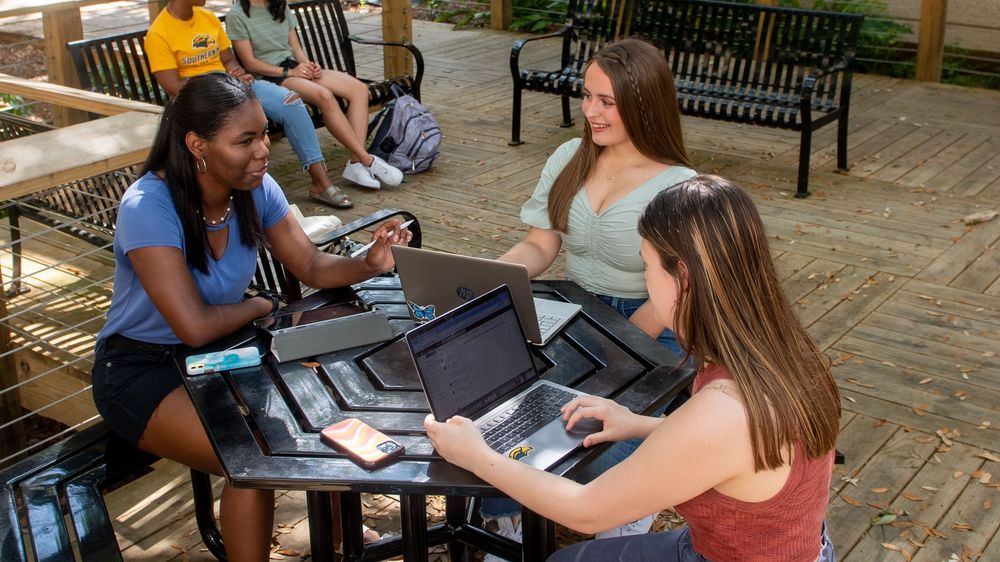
[673,364,833,562]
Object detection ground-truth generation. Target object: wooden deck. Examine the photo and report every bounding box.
[3,10,1000,561]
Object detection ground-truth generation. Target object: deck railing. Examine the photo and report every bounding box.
[0,76,158,468]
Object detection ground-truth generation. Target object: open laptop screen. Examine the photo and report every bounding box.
[407,285,536,421]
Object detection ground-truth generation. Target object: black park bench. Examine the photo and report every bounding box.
[0,421,226,562]
[509,0,863,197]
[67,0,424,127]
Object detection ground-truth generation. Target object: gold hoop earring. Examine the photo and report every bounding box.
[196,157,207,174]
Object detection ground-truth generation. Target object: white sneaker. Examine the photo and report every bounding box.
[367,155,403,186]
[595,513,655,539]
[342,160,380,189]
[483,515,521,562]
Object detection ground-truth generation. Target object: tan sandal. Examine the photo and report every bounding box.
[309,186,353,209]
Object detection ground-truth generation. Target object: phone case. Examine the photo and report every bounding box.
[185,347,261,376]
[320,418,404,469]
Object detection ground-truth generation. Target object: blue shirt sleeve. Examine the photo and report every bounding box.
[256,173,289,229]
[116,174,184,254]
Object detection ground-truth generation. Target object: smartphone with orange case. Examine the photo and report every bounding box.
[320,418,404,469]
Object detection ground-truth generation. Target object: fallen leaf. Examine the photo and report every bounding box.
[921,485,939,492]
[918,377,933,384]
[847,378,876,388]
[954,471,965,479]
[983,351,996,358]
[912,404,927,416]
[881,542,901,552]
[906,537,925,548]
[952,522,974,532]
[870,487,890,493]
[963,210,998,225]
[841,495,862,507]
[915,436,937,443]
[980,472,992,484]
[973,451,1000,462]
[300,361,321,368]
[926,526,947,538]
[985,499,992,510]
[936,429,954,446]
[901,491,924,501]
[871,512,897,526]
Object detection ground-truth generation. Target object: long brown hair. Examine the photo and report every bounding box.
[548,38,690,232]
[637,176,840,471]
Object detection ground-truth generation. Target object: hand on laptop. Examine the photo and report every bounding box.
[424,414,494,473]
[561,396,644,448]
[362,219,413,273]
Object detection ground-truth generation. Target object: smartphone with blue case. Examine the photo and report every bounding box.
[185,347,261,376]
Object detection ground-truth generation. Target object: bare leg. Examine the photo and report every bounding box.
[282,75,372,165]
[306,161,333,196]
[140,387,275,562]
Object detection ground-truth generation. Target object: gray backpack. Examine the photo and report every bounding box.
[367,89,441,174]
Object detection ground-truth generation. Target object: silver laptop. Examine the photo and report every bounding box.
[392,245,581,345]
[406,285,600,469]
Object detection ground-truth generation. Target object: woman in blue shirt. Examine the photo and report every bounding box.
[92,72,409,561]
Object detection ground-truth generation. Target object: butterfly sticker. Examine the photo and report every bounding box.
[408,301,436,322]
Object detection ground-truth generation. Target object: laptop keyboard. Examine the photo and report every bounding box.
[480,385,577,454]
[537,313,561,337]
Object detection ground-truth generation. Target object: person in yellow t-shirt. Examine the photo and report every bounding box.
[145,0,356,208]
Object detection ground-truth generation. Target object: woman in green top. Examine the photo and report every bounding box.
[226,0,404,200]
[501,38,695,356]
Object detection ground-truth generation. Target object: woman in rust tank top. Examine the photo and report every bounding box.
[425,175,840,561]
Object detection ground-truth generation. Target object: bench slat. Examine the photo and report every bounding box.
[66,465,125,562]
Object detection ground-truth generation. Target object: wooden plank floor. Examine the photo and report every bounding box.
[3,10,999,561]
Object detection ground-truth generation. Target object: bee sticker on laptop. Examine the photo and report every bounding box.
[508,446,533,460]
[408,301,436,322]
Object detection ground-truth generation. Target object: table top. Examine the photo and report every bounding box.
[182,277,694,496]
[0,111,159,200]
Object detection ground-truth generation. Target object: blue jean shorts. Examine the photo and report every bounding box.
[547,521,835,562]
[91,336,186,446]
[593,294,683,357]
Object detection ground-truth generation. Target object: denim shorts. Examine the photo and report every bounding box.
[91,336,186,446]
[547,521,835,562]
[593,293,682,358]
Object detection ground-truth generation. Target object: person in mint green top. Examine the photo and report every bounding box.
[481,39,696,549]
[519,137,695,300]
[501,38,695,356]
[226,0,405,201]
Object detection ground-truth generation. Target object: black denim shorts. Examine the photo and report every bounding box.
[91,335,186,446]
[258,57,299,86]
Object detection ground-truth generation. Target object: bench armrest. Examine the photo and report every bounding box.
[807,58,853,82]
[510,25,573,77]
[347,34,425,91]
[313,207,422,251]
[801,57,854,103]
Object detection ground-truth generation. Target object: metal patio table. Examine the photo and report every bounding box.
[180,276,693,561]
